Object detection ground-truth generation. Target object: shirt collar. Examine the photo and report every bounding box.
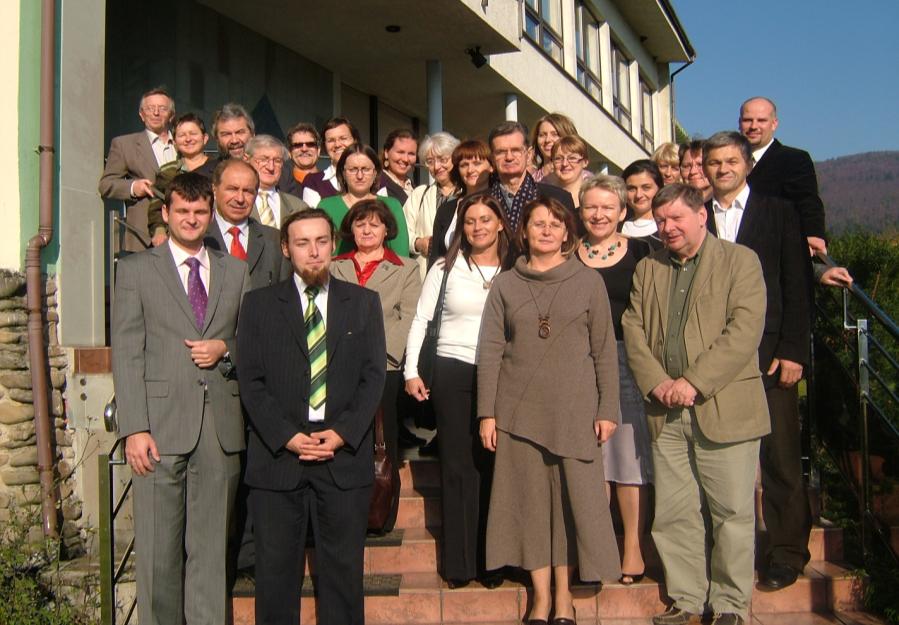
[334,247,404,266]
[752,139,774,164]
[712,183,751,214]
[323,165,337,181]
[669,232,707,267]
[146,128,172,145]
[214,211,249,236]
[169,241,209,270]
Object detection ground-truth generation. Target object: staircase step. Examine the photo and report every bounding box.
[231,560,862,624]
[396,486,442,528]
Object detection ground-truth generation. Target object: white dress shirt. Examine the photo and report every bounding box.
[214,213,249,253]
[169,243,210,295]
[712,183,751,243]
[752,139,774,166]
[621,218,658,238]
[294,274,329,422]
[146,129,177,167]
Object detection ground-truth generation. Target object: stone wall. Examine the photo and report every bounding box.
[0,269,83,553]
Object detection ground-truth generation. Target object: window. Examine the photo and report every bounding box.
[524,0,564,65]
[575,3,601,101]
[641,80,654,150]
[611,44,631,132]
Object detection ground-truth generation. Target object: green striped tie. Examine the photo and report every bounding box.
[304,286,327,410]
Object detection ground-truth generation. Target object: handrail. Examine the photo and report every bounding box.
[98,398,136,625]
[811,250,899,566]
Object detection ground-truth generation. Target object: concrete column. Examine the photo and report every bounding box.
[426,60,443,135]
[505,93,518,121]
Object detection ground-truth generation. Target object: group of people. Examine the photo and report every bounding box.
[106,89,852,625]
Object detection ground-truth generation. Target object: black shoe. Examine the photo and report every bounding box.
[419,436,439,457]
[652,606,701,625]
[398,427,427,448]
[761,562,800,589]
[446,578,470,589]
[478,572,504,589]
[711,613,745,625]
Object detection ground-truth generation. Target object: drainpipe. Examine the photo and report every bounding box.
[25,0,59,539]
[669,59,694,143]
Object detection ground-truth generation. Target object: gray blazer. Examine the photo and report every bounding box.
[330,255,421,371]
[98,130,160,251]
[250,190,309,226]
[112,241,251,454]
[204,218,292,291]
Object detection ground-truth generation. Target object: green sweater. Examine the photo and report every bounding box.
[317,195,410,257]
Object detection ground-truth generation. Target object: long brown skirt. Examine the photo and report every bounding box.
[485,429,621,582]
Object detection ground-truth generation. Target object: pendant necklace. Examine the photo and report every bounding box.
[583,236,621,260]
[526,282,563,339]
[470,258,499,290]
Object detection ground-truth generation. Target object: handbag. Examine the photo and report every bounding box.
[417,264,451,388]
[368,406,400,533]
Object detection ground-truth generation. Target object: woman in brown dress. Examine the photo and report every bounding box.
[478,197,621,624]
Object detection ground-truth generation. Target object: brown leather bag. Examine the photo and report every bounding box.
[368,407,399,533]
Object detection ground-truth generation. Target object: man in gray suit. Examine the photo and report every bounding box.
[112,172,251,625]
[99,87,177,251]
[245,134,309,227]
[204,159,292,290]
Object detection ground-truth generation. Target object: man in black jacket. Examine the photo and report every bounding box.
[237,209,386,625]
[739,97,826,256]
[703,131,811,591]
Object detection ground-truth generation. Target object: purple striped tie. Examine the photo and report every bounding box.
[185,257,207,330]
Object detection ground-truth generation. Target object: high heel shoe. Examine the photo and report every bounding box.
[551,605,576,625]
[619,571,646,585]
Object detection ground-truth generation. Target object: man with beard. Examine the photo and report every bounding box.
[212,103,255,162]
[237,209,386,625]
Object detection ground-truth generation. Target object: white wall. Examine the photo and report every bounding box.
[0,2,21,271]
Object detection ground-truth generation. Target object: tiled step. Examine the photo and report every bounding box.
[231,560,863,625]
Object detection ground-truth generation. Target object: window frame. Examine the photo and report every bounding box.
[575,2,602,103]
[523,0,565,67]
[640,78,655,151]
[611,43,632,133]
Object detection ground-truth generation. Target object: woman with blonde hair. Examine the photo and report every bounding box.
[651,142,681,186]
[530,112,579,182]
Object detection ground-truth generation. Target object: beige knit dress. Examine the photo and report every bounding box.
[477,256,622,581]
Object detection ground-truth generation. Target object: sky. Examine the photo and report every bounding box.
[672,1,899,161]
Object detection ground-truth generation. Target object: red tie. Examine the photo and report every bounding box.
[228,226,247,261]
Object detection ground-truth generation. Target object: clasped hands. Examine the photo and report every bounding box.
[285,430,345,462]
[651,377,698,409]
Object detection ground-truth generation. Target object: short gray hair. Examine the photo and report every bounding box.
[579,174,627,210]
[419,132,460,161]
[212,102,255,137]
[245,134,289,161]
[702,131,753,167]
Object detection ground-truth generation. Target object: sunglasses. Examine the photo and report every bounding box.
[291,141,318,150]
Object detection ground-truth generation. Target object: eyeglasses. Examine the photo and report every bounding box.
[142,105,171,114]
[291,141,318,150]
[252,156,284,167]
[552,155,583,166]
[346,166,375,176]
[493,147,526,158]
[425,156,451,168]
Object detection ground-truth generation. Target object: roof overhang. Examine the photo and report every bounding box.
[614,0,695,62]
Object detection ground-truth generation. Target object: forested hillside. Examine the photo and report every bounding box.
[815,151,899,234]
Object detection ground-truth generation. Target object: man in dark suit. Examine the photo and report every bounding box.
[703,131,811,591]
[237,209,386,625]
[487,121,576,230]
[99,87,177,251]
[112,172,251,625]
[204,159,291,290]
[739,97,826,256]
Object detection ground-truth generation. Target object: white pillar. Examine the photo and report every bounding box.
[426,60,443,135]
[505,93,518,121]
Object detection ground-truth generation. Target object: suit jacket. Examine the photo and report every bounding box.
[621,234,770,444]
[99,130,160,251]
[237,277,387,491]
[111,241,251,454]
[204,218,292,291]
[748,139,825,240]
[250,190,309,226]
[330,255,422,371]
[706,192,810,388]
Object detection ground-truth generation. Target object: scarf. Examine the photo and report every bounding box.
[490,172,539,231]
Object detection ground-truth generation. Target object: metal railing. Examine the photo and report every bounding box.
[98,397,136,625]
[810,253,899,564]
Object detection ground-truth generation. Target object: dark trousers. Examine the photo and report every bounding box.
[431,356,495,581]
[760,383,812,570]
[250,465,371,625]
[379,370,402,532]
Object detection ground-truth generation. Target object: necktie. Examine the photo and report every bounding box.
[258,192,276,227]
[185,257,207,330]
[228,226,247,260]
[305,286,327,410]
